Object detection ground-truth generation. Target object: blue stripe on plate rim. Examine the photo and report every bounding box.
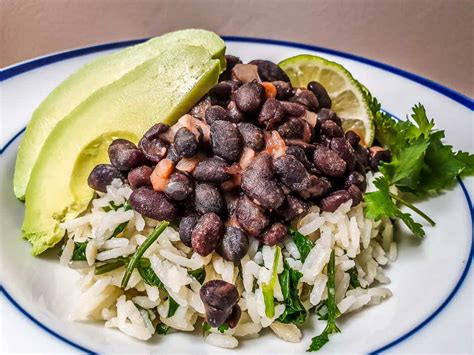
[0,36,472,354]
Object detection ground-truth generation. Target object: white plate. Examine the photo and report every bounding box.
[0,37,472,354]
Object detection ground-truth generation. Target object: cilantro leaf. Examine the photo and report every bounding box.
[168,297,179,318]
[217,323,229,333]
[156,323,170,335]
[455,151,474,176]
[71,242,88,261]
[375,103,473,195]
[410,104,434,137]
[364,177,425,238]
[415,131,473,194]
[188,267,206,284]
[277,262,307,325]
[288,227,314,262]
[202,321,211,335]
[347,266,362,289]
[137,260,165,289]
[379,136,429,188]
[201,321,228,335]
[135,257,179,318]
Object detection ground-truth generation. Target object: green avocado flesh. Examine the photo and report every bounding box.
[22,45,221,255]
[14,29,225,200]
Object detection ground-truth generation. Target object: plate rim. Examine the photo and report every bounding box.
[0,36,472,354]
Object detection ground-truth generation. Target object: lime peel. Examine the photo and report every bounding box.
[279,54,374,146]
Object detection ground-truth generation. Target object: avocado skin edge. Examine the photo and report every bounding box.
[22,44,222,255]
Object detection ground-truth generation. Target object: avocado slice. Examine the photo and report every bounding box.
[14,29,225,200]
[23,45,221,255]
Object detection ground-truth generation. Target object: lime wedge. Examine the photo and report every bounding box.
[279,55,374,146]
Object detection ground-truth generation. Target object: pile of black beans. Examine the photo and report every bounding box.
[88,55,391,262]
[88,56,390,253]
[87,55,391,328]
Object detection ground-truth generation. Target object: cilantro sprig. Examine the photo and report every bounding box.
[364,93,473,238]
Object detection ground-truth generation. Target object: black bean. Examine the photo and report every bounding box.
[286,139,318,154]
[321,120,344,138]
[216,226,249,262]
[129,187,178,220]
[223,80,242,94]
[345,130,361,147]
[223,195,239,220]
[200,279,239,311]
[205,105,229,125]
[330,137,355,171]
[179,214,198,247]
[272,81,293,100]
[237,122,265,151]
[235,195,269,236]
[195,183,225,215]
[142,123,170,141]
[227,304,242,329]
[317,108,342,126]
[369,146,391,171]
[139,137,168,163]
[307,81,332,109]
[88,164,123,192]
[285,145,314,172]
[163,172,194,201]
[344,171,367,191]
[211,120,243,162]
[257,97,286,129]
[226,55,242,70]
[259,223,287,246]
[192,213,223,256]
[277,117,305,139]
[226,101,246,124]
[274,155,310,192]
[275,195,309,222]
[219,55,243,81]
[109,138,135,150]
[289,88,319,112]
[241,153,285,209]
[234,81,265,113]
[347,184,363,206]
[205,305,232,328]
[108,139,147,171]
[190,96,212,121]
[166,144,180,163]
[211,82,233,101]
[354,145,370,171]
[248,60,290,82]
[320,190,352,212]
[280,101,306,117]
[299,175,332,199]
[313,146,347,177]
[127,165,153,190]
[173,127,198,158]
[194,157,231,183]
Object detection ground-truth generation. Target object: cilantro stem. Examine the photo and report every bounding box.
[389,193,436,226]
[95,257,129,275]
[121,221,169,288]
[262,246,281,318]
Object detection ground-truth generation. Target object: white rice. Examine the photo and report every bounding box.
[60,179,395,346]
